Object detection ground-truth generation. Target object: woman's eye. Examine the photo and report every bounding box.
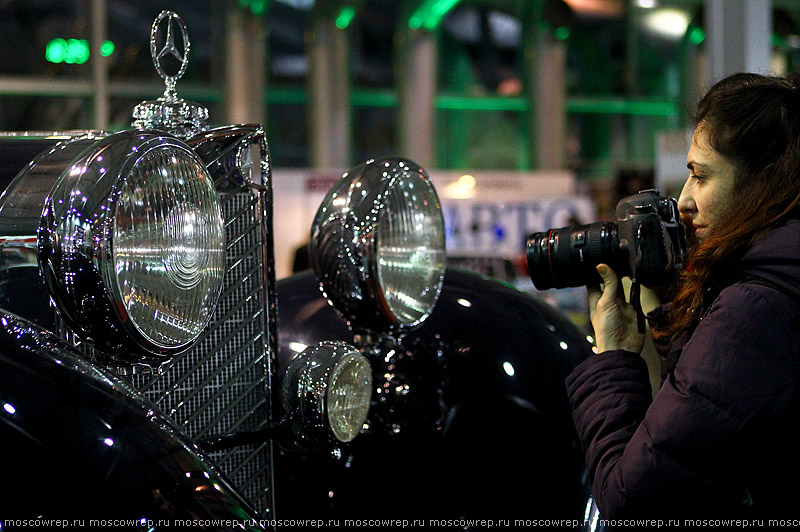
[689,173,706,181]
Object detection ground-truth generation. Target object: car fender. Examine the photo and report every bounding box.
[275,267,592,520]
[0,310,266,530]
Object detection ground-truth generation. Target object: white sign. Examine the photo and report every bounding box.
[440,196,595,255]
[655,129,692,198]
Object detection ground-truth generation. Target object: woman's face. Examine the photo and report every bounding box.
[678,125,738,241]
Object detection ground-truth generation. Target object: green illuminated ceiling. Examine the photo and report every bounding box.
[409,0,462,30]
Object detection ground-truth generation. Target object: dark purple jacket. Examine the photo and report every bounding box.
[566,218,800,519]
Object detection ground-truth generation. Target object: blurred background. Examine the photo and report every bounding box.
[0,0,792,322]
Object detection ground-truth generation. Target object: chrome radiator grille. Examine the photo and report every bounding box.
[130,188,274,515]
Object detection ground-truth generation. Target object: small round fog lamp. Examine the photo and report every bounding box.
[281,342,372,445]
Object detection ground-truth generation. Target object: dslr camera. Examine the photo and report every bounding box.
[526,189,686,292]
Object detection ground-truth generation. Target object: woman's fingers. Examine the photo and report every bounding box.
[595,264,619,308]
[588,264,617,316]
[587,264,646,354]
[587,283,601,311]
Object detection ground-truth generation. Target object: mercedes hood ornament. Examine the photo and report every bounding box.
[132,10,209,137]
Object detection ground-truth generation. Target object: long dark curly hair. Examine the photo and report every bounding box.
[656,72,800,340]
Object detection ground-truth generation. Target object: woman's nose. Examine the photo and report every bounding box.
[677,179,694,214]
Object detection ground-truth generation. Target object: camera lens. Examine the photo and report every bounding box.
[526,222,623,289]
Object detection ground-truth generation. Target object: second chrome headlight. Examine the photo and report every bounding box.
[310,158,446,332]
[39,130,225,363]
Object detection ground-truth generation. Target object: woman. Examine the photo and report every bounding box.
[567,72,800,519]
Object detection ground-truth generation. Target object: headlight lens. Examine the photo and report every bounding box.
[38,131,225,363]
[310,158,446,332]
[113,146,225,348]
[327,352,373,442]
[376,170,446,325]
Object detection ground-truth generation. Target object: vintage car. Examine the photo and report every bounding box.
[0,10,594,530]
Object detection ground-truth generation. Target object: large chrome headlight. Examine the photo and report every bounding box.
[310,158,446,332]
[281,342,372,445]
[38,130,225,364]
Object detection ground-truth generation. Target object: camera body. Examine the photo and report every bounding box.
[526,189,686,290]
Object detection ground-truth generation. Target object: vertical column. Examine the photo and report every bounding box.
[308,18,351,169]
[397,28,437,170]
[534,40,567,169]
[678,27,709,129]
[707,0,772,83]
[225,7,267,125]
[523,1,567,170]
[625,2,645,162]
[91,0,109,130]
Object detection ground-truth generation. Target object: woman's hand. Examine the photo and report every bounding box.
[588,264,646,354]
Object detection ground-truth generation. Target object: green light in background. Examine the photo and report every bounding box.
[239,0,270,17]
[428,0,459,27]
[101,40,115,57]
[689,27,705,45]
[335,6,356,29]
[239,0,270,16]
[46,38,115,63]
[66,39,90,63]
[46,38,90,64]
[409,0,461,31]
[46,38,68,63]
[555,26,570,40]
[250,0,267,16]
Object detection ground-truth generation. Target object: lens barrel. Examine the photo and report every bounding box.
[526,222,623,289]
